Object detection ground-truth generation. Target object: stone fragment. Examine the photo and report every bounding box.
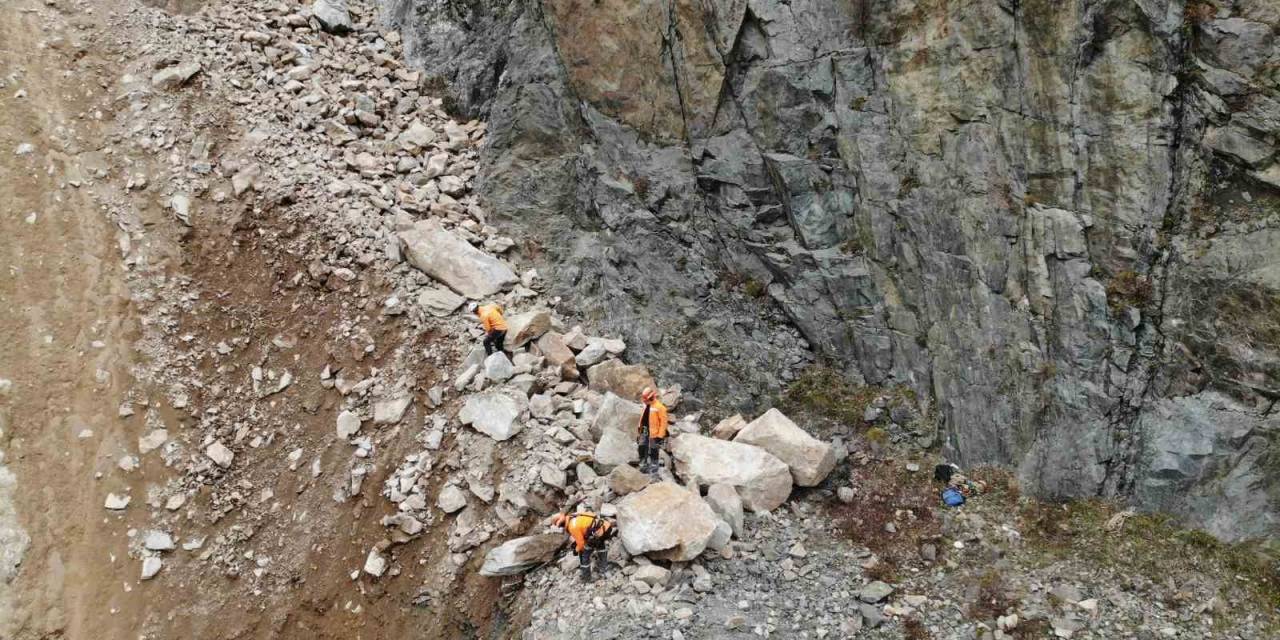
[479,534,564,576]
[859,581,894,603]
[398,220,517,299]
[205,441,234,468]
[151,62,201,89]
[138,429,168,454]
[616,482,718,561]
[540,464,567,489]
[670,434,791,512]
[336,410,362,438]
[458,390,527,441]
[734,408,835,486]
[373,396,412,425]
[437,485,468,513]
[363,549,388,577]
[104,493,131,510]
[633,564,670,586]
[143,530,175,552]
[141,557,163,580]
[397,119,437,152]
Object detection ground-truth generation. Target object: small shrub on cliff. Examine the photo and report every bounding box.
[1105,270,1153,311]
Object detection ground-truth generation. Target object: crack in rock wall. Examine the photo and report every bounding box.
[385,0,1280,541]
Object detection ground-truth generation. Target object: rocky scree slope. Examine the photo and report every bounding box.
[384,0,1280,540]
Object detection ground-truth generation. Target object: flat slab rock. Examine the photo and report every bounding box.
[458,389,528,441]
[479,534,564,576]
[398,219,517,299]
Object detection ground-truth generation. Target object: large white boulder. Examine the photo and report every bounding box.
[398,220,517,299]
[589,392,644,440]
[734,408,835,486]
[670,434,792,512]
[458,389,528,441]
[479,534,565,576]
[617,482,718,562]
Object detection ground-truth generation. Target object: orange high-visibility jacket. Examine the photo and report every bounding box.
[478,304,507,332]
[565,513,612,552]
[639,399,669,438]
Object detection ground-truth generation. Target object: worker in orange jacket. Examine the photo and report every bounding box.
[551,512,616,582]
[637,387,668,475]
[473,303,508,355]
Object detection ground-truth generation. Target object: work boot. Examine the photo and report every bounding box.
[594,551,608,577]
[579,566,593,583]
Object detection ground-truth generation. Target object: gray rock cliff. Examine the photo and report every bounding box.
[384,0,1280,540]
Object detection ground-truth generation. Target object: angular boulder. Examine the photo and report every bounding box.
[589,392,644,440]
[479,534,565,577]
[594,427,639,468]
[617,482,718,561]
[398,220,517,299]
[536,332,579,380]
[587,359,656,402]
[484,352,514,383]
[711,414,747,440]
[458,390,528,441]
[608,465,651,495]
[670,435,792,512]
[505,309,552,348]
[706,483,745,538]
[311,0,352,33]
[734,408,835,486]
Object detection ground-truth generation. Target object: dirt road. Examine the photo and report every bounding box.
[0,1,157,637]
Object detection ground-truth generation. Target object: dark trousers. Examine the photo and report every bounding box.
[637,434,665,468]
[483,330,506,355]
[578,537,608,580]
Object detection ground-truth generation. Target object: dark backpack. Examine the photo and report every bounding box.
[934,464,955,483]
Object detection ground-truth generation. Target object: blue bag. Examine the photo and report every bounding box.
[942,487,966,507]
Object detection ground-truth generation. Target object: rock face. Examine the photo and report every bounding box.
[398,219,517,299]
[616,482,718,562]
[670,434,792,512]
[388,0,1280,538]
[458,389,527,441]
[479,534,564,576]
[734,409,835,487]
